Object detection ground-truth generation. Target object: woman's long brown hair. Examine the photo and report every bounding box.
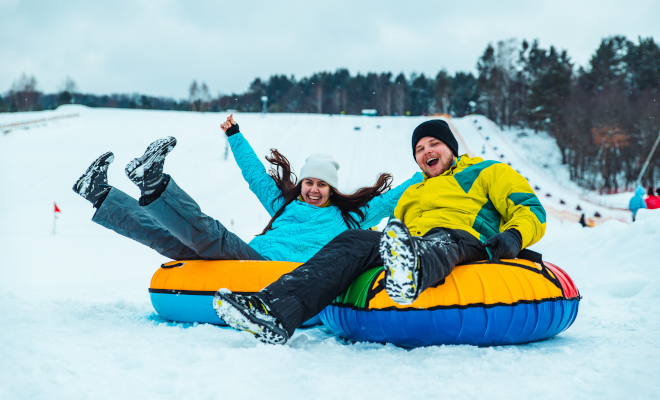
[259,149,393,235]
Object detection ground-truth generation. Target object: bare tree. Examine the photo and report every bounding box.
[62,76,78,94]
[383,85,392,115]
[393,73,408,116]
[495,39,518,126]
[9,73,40,111]
[200,82,210,112]
[434,70,452,114]
[314,84,323,114]
[189,80,199,111]
[477,39,518,126]
[57,76,78,105]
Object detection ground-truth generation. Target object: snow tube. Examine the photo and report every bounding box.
[319,259,580,347]
[149,260,322,327]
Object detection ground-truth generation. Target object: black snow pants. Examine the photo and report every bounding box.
[255,227,490,337]
[92,176,264,261]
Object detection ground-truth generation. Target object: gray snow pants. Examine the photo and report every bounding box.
[92,177,265,261]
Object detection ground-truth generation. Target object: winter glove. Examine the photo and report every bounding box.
[484,229,522,261]
[225,123,240,137]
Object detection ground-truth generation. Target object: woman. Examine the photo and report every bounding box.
[72,115,422,263]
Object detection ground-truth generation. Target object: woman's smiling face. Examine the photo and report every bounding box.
[301,178,332,206]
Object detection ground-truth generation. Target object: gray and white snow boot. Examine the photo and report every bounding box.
[125,136,176,195]
[380,219,421,305]
[213,289,289,345]
[72,151,114,207]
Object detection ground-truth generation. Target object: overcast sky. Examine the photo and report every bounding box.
[2,0,659,99]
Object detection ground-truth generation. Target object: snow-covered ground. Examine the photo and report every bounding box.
[1,106,658,399]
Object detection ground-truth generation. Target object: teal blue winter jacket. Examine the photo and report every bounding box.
[629,185,647,215]
[229,132,423,263]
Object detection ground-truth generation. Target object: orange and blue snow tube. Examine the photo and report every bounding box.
[319,258,580,347]
[149,260,322,326]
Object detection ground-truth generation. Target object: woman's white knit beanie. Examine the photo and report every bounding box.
[299,154,340,189]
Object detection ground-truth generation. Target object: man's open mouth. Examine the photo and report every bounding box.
[426,158,439,167]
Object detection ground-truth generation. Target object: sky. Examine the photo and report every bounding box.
[2,0,659,99]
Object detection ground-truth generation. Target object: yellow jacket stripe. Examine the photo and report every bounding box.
[394,154,546,249]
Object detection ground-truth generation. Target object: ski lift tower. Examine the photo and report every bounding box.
[636,130,660,185]
[261,96,268,114]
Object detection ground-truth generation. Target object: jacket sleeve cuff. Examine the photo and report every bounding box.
[225,123,240,137]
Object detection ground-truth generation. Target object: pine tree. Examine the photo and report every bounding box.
[410,73,432,115]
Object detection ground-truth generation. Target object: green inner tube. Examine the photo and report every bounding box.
[333,267,383,308]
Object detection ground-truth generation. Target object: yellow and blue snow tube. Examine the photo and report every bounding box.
[319,259,580,347]
[149,260,322,327]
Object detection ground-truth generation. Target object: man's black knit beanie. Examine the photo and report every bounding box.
[411,120,459,158]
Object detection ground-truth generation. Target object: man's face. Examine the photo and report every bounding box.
[414,136,455,178]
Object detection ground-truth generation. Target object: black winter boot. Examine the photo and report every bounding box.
[213,289,289,345]
[380,219,421,305]
[125,137,176,195]
[72,151,114,207]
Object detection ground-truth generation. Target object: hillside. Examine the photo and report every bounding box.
[0,106,658,399]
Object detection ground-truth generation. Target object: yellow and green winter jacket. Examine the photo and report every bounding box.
[394,154,546,249]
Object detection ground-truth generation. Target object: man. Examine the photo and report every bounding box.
[214,120,547,344]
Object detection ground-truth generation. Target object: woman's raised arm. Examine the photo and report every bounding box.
[222,115,284,217]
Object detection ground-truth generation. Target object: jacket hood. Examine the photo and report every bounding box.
[635,185,645,196]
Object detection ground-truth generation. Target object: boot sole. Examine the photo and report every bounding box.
[125,137,176,184]
[213,290,288,345]
[72,151,114,196]
[380,219,419,305]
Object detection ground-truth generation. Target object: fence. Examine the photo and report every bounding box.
[0,113,79,131]
[544,205,628,227]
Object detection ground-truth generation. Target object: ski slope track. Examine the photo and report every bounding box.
[1,106,658,399]
[450,116,630,226]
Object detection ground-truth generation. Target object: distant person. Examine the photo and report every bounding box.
[579,213,589,227]
[629,185,646,222]
[645,187,660,210]
[72,115,422,263]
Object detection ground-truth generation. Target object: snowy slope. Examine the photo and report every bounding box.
[1,106,658,399]
[450,115,631,225]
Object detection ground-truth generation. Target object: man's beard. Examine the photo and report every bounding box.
[428,155,453,177]
[439,155,453,173]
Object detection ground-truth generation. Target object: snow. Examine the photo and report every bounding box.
[1,106,659,399]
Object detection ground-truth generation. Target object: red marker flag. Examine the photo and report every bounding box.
[53,202,61,234]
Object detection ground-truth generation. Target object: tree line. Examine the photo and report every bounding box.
[473,36,660,192]
[2,35,659,190]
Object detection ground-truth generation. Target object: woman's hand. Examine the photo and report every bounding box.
[220,114,236,132]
